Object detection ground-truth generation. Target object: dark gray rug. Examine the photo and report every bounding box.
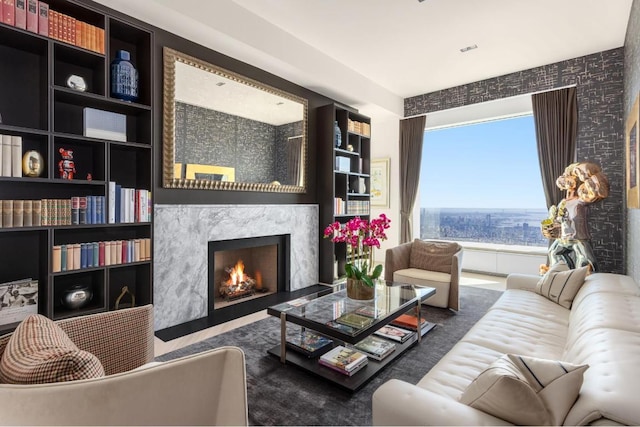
[157,286,502,426]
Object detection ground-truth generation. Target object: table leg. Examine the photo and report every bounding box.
[280,312,287,363]
[415,304,422,343]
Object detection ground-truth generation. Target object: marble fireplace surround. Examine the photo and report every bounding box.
[153,204,319,330]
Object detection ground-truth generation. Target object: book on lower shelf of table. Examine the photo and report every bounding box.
[319,345,368,376]
[374,325,416,343]
[352,335,396,361]
[285,331,333,358]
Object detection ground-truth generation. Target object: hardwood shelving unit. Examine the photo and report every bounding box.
[318,104,371,284]
[0,0,153,334]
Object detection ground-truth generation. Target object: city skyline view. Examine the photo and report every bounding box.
[421,115,546,210]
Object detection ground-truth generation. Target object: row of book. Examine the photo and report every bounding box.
[1,0,104,54]
[347,119,371,137]
[108,182,152,224]
[346,200,370,215]
[334,197,346,215]
[1,200,41,228]
[51,238,151,272]
[0,134,23,177]
[0,185,151,228]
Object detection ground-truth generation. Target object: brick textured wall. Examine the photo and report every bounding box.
[405,48,625,274]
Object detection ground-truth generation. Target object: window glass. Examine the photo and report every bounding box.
[419,115,547,247]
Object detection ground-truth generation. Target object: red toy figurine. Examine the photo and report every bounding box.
[58,148,76,180]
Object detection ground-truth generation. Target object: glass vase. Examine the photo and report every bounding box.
[346,278,375,300]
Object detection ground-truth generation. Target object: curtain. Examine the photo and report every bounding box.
[399,115,426,243]
[287,136,303,185]
[531,87,578,208]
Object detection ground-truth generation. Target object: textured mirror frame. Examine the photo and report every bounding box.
[162,47,308,192]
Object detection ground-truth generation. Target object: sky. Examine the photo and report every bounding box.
[420,115,547,210]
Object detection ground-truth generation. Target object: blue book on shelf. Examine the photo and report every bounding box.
[80,243,88,269]
[96,196,104,224]
[115,185,122,223]
[85,196,92,225]
[90,195,97,225]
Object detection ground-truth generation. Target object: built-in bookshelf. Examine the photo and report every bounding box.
[318,104,371,283]
[0,0,153,332]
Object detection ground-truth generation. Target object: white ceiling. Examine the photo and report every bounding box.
[95,0,633,116]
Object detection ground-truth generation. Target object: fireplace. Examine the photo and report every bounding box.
[208,234,290,315]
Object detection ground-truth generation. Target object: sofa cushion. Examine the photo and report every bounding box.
[459,353,588,425]
[536,262,589,309]
[409,239,459,274]
[0,314,105,384]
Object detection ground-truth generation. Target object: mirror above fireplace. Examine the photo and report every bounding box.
[162,47,309,192]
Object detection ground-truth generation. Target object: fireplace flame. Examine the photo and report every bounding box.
[229,260,245,286]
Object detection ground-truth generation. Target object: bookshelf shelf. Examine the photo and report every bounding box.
[318,104,372,283]
[0,0,153,330]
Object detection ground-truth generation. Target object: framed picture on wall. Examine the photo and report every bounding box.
[370,158,390,208]
[627,93,639,209]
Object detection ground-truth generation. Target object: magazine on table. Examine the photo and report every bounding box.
[352,335,396,361]
[374,325,415,343]
[319,345,368,372]
[285,330,333,358]
[355,305,386,318]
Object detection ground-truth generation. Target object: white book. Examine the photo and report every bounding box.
[108,181,116,224]
[1,135,11,177]
[11,136,22,177]
[129,188,135,223]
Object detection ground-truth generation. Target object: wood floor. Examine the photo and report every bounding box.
[154,272,507,357]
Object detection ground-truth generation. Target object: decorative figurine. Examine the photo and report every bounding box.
[541,162,609,272]
[22,150,44,177]
[58,147,76,180]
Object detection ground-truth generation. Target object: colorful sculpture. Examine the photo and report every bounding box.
[541,162,609,272]
[58,148,76,180]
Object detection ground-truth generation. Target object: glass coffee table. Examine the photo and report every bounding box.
[267,281,436,391]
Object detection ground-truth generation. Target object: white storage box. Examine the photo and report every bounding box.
[83,107,127,141]
[336,156,351,172]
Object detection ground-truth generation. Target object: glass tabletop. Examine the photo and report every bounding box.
[269,281,436,339]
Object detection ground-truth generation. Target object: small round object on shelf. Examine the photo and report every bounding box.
[61,284,93,310]
[66,74,87,92]
[22,150,44,177]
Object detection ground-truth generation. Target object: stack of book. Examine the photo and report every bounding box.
[319,345,368,376]
[286,331,333,358]
[374,325,415,343]
[0,134,22,177]
[391,314,436,336]
[353,335,396,361]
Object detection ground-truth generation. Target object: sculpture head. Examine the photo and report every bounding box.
[578,173,609,203]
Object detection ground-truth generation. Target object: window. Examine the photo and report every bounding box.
[419,114,547,247]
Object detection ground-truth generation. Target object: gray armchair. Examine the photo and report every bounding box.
[385,239,463,311]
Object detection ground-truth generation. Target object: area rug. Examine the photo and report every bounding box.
[157,286,502,426]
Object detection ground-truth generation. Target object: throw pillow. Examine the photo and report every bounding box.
[0,314,105,384]
[536,261,589,309]
[459,354,588,425]
[409,239,460,274]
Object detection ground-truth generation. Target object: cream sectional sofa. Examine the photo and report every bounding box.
[372,272,640,425]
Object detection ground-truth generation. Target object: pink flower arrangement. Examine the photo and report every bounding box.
[324,214,391,287]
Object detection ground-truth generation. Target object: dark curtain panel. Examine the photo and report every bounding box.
[531,87,578,208]
[399,115,426,243]
[287,136,302,185]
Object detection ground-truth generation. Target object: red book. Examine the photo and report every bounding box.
[14,0,25,28]
[391,314,426,331]
[98,241,105,266]
[37,1,47,36]
[2,0,15,25]
[26,0,36,32]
